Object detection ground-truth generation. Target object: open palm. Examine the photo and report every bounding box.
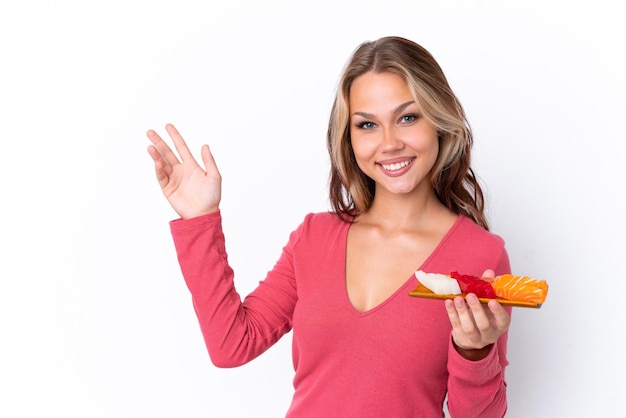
[146,124,221,219]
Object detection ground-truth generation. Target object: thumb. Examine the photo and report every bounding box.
[482,269,496,280]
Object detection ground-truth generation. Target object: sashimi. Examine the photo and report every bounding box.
[450,271,497,299]
[491,274,548,304]
[415,271,462,295]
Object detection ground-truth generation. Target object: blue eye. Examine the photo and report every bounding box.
[401,114,418,124]
[356,121,376,129]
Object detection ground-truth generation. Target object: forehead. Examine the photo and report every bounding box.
[349,72,414,111]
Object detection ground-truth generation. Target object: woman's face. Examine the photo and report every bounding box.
[349,71,439,198]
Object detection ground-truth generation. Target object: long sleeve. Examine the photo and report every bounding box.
[445,245,511,418]
[169,210,299,367]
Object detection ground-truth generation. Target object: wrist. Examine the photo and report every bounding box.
[453,341,493,361]
[179,206,220,221]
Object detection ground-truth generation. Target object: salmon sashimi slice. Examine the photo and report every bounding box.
[491,274,548,304]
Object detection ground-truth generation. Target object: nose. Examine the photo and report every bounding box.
[381,126,404,152]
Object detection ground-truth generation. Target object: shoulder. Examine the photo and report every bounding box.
[302,211,349,227]
[288,211,350,246]
[451,215,505,250]
[297,211,350,236]
[424,215,509,275]
[438,215,508,271]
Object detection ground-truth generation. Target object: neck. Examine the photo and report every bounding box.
[359,188,451,232]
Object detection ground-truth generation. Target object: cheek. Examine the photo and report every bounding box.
[429,139,440,158]
[351,131,381,153]
[419,131,440,156]
[432,137,440,159]
[350,140,375,174]
[425,139,440,171]
[350,137,373,161]
[412,134,440,170]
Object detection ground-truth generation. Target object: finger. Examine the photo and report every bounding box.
[487,300,511,332]
[201,144,221,178]
[147,145,170,189]
[446,296,484,350]
[165,123,196,164]
[147,144,173,176]
[147,128,180,168]
[465,293,493,333]
[449,296,477,335]
[445,299,462,329]
[148,144,173,177]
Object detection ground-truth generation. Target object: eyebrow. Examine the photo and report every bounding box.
[351,101,415,119]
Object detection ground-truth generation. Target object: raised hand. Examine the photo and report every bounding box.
[146,124,221,219]
[444,269,511,360]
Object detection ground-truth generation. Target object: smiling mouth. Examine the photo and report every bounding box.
[380,158,414,172]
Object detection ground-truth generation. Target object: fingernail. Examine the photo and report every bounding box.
[488,299,500,310]
[454,298,464,308]
[466,294,478,304]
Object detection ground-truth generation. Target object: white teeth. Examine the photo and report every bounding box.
[382,160,411,171]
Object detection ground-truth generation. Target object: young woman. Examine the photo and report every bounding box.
[147,36,511,417]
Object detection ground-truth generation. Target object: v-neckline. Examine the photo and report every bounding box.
[342,214,463,316]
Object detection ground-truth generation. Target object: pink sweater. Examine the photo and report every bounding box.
[170,211,511,417]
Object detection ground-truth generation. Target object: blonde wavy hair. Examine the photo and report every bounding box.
[327,36,488,230]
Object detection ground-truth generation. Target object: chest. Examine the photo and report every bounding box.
[345,227,442,312]
[291,252,452,383]
[287,215,476,381]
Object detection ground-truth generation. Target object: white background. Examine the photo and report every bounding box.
[1,1,625,417]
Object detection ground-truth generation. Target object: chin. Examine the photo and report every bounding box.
[385,185,419,195]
